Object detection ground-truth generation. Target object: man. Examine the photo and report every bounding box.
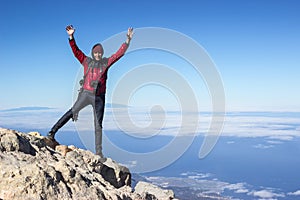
[48,25,133,157]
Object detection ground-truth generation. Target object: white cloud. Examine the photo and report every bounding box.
[220,115,299,140]
[248,189,285,199]
[1,108,300,141]
[288,190,300,196]
[120,160,138,168]
[253,144,274,149]
[146,176,228,194]
[145,174,249,198]
[188,175,210,179]
[180,171,212,179]
[224,182,249,194]
[144,173,292,200]
[266,140,283,144]
[235,189,249,193]
[108,109,298,139]
[268,135,294,141]
[104,109,300,139]
[0,108,75,132]
[227,141,235,144]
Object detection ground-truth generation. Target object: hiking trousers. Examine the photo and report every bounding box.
[49,90,105,156]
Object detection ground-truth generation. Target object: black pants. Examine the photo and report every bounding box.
[50,90,105,156]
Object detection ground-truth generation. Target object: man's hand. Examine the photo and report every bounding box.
[66,25,75,39]
[126,27,134,44]
[127,27,134,40]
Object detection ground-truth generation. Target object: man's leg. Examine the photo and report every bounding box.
[48,109,73,139]
[94,94,105,157]
[48,91,89,139]
[95,126,103,157]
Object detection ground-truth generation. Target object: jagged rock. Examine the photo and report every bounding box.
[0,127,176,200]
[55,145,72,156]
[0,128,36,155]
[102,158,131,188]
[28,131,43,139]
[135,181,176,200]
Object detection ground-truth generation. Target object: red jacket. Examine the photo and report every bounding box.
[69,38,128,95]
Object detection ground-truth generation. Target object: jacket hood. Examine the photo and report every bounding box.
[92,43,104,59]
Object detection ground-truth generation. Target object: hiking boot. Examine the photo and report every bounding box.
[99,157,107,163]
[44,134,59,150]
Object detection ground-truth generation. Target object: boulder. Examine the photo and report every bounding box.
[135,181,176,200]
[0,127,176,200]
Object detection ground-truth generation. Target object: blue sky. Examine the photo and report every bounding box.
[1,0,300,111]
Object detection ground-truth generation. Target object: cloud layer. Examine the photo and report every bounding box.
[1,107,300,142]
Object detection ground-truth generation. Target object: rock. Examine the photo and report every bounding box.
[135,181,175,200]
[0,128,36,155]
[102,158,131,188]
[55,145,72,156]
[28,131,43,138]
[0,127,176,200]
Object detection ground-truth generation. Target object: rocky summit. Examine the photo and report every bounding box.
[0,127,177,200]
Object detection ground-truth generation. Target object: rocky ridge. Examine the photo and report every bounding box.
[0,127,177,200]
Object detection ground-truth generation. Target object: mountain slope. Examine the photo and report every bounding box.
[0,127,176,200]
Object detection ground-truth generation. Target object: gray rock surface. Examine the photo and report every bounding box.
[0,127,177,200]
[135,181,176,200]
